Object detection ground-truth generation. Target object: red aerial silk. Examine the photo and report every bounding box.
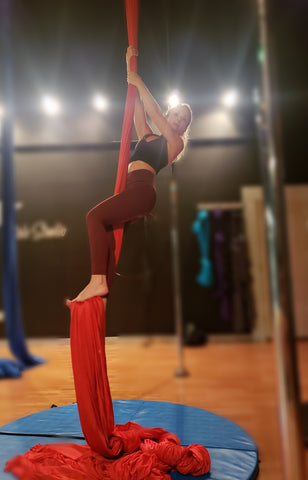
[5,2,211,478]
[113,0,139,264]
[5,298,211,480]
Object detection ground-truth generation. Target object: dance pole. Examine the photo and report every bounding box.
[170,165,189,377]
[256,1,305,478]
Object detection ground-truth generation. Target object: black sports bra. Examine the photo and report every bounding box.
[129,134,168,174]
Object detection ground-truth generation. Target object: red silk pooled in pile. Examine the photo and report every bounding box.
[5,297,211,479]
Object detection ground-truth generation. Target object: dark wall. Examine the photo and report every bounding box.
[176,143,260,334]
[18,149,118,337]
[0,140,260,338]
[268,0,308,183]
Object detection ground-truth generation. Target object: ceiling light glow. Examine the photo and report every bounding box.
[92,93,108,111]
[168,92,180,108]
[221,89,239,108]
[41,95,61,116]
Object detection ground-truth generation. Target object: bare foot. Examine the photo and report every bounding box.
[68,275,109,303]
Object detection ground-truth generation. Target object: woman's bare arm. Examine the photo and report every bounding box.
[133,92,152,139]
[127,70,184,162]
[126,47,152,140]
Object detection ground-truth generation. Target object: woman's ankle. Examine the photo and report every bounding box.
[90,274,107,286]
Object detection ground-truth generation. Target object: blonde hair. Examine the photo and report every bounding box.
[166,103,193,161]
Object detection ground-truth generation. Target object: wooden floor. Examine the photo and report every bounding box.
[0,337,307,479]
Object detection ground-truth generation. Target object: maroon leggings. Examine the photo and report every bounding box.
[86,169,156,288]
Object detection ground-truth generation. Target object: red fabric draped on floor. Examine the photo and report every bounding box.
[5,298,211,480]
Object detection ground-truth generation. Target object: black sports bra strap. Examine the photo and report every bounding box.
[143,133,160,139]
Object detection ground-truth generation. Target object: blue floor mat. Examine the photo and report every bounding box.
[0,400,259,480]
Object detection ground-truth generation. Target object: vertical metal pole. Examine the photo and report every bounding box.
[256,1,305,478]
[170,167,189,377]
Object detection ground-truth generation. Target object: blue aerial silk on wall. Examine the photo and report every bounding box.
[0,0,43,378]
[192,210,213,287]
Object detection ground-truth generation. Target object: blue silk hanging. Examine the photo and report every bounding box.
[0,0,43,378]
[192,210,213,287]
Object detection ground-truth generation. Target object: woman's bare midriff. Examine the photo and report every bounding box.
[128,160,156,174]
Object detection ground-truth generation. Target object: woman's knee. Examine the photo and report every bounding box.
[86,205,109,228]
[86,208,99,227]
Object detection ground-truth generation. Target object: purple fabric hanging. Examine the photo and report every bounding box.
[211,210,233,324]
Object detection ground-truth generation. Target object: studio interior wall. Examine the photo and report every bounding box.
[0,141,261,338]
